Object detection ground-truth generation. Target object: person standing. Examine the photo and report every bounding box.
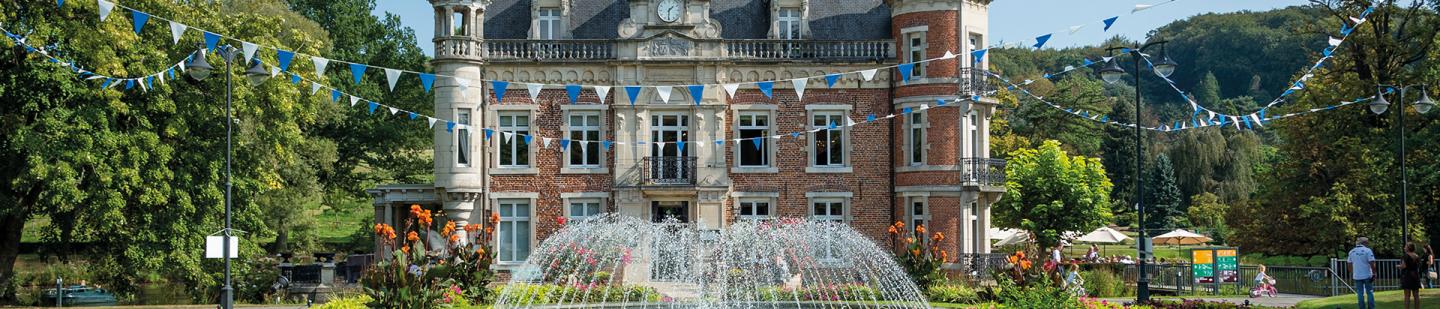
[1399,242,1422,309]
[1349,237,1377,309]
[1426,244,1436,289]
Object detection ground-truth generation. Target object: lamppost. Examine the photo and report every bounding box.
[185,44,271,309]
[1369,84,1434,248]
[1098,40,1177,304]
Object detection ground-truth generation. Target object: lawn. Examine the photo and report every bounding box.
[1294,289,1440,309]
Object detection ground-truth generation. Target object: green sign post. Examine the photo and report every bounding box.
[1190,247,1239,293]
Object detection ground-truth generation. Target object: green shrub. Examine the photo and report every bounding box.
[993,277,1079,308]
[497,284,662,304]
[925,284,980,304]
[1081,269,1131,297]
[314,294,372,309]
[754,284,882,302]
[1306,256,1330,267]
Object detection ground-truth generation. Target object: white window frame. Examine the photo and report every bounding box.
[806,105,852,173]
[807,192,851,264]
[494,109,535,172]
[457,108,473,167]
[736,198,774,221]
[537,8,562,40]
[568,198,603,221]
[777,8,802,40]
[968,32,985,68]
[906,110,928,166]
[907,195,930,235]
[495,197,534,265]
[736,111,772,168]
[906,31,927,78]
[564,109,604,170]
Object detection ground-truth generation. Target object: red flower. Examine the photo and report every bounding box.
[557,216,568,226]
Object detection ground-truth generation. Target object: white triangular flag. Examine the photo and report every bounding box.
[1350,16,1365,25]
[312,56,330,77]
[860,69,878,81]
[168,21,188,45]
[918,104,930,110]
[455,77,471,94]
[270,66,280,77]
[241,42,258,62]
[526,83,543,101]
[384,69,402,91]
[1328,37,1343,46]
[656,86,673,103]
[940,51,956,59]
[655,142,665,149]
[1250,114,1264,127]
[178,60,186,72]
[503,131,514,143]
[1132,4,1154,13]
[722,83,740,98]
[1230,116,1241,129]
[594,86,612,104]
[1069,25,1086,34]
[846,117,857,127]
[542,137,553,148]
[388,107,399,115]
[1102,56,1113,63]
[579,140,590,150]
[1207,111,1216,121]
[427,117,438,128]
[310,83,322,95]
[792,79,808,100]
[97,0,115,22]
[349,95,360,107]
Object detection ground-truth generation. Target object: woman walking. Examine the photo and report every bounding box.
[1399,242,1423,309]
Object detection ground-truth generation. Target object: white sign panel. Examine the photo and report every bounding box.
[205,236,239,259]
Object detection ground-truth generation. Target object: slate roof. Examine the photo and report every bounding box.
[482,0,892,40]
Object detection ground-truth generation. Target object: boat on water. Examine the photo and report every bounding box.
[39,285,118,307]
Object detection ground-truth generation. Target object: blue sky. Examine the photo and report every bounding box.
[372,0,1309,56]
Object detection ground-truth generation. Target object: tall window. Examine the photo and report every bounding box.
[452,12,465,36]
[737,112,770,167]
[969,111,982,158]
[811,111,846,167]
[907,111,926,165]
[737,198,772,221]
[968,33,983,66]
[538,8,561,40]
[499,112,530,168]
[497,199,532,263]
[907,31,926,78]
[568,199,603,221]
[970,202,981,253]
[567,112,602,167]
[812,198,846,261]
[458,109,471,166]
[908,197,929,234]
[778,8,802,40]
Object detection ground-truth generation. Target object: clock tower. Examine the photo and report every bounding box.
[618,0,722,39]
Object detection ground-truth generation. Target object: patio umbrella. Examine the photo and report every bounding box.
[989,228,1021,240]
[993,230,1031,247]
[1151,229,1212,246]
[1075,226,1130,244]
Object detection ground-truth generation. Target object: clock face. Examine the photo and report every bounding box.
[657,0,681,23]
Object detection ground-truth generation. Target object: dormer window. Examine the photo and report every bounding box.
[538,8,562,39]
[778,8,802,40]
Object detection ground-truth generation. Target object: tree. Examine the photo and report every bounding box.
[1101,98,1143,227]
[1005,75,1110,158]
[1187,193,1231,244]
[0,0,334,301]
[1195,72,1223,107]
[994,140,1114,249]
[1143,154,1185,230]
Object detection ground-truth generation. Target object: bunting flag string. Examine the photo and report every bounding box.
[3,26,194,91]
[997,0,1181,50]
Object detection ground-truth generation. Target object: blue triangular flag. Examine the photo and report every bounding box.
[57,0,64,8]
[898,63,914,83]
[349,63,366,85]
[203,31,220,52]
[714,140,725,146]
[492,81,510,101]
[902,107,913,114]
[565,84,582,104]
[144,76,154,89]
[419,74,436,93]
[368,102,379,114]
[757,81,774,98]
[1103,16,1119,32]
[1065,108,1073,113]
[560,139,571,151]
[1323,47,1334,57]
[1083,58,1094,66]
[688,85,705,105]
[101,78,112,89]
[867,114,876,122]
[446,121,456,132]
[289,73,301,84]
[276,50,295,71]
[167,68,175,80]
[124,79,135,90]
[1258,109,1267,119]
[602,140,612,151]
[791,132,800,138]
[1081,111,1090,117]
[971,49,988,63]
[625,86,642,106]
[1191,118,1199,128]
[130,10,149,35]
[409,112,419,120]
[1101,115,1109,122]
[751,138,763,151]
[825,74,840,88]
[483,128,493,140]
[1242,116,1253,129]
[523,135,533,145]
[677,141,686,153]
[937,99,948,106]
[1033,34,1053,49]
[828,121,837,130]
[331,90,342,102]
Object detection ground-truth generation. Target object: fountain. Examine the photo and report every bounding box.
[495,215,930,308]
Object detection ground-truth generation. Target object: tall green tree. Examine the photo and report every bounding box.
[1006,75,1111,158]
[1101,98,1144,227]
[0,0,334,301]
[1143,154,1185,230]
[994,140,1114,249]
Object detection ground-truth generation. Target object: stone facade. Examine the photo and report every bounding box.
[369,0,1005,274]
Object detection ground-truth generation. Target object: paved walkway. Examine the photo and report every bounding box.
[1103,293,1321,308]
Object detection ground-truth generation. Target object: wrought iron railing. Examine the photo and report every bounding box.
[960,67,996,97]
[724,40,893,61]
[962,158,1007,186]
[483,39,616,60]
[642,156,697,185]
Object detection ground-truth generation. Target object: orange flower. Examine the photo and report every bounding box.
[465,223,480,233]
[887,225,898,234]
[490,211,501,224]
[932,232,945,242]
[406,231,420,242]
[484,227,494,235]
[904,237,914,244]
[940,250,949,261]
[894,221,905,230]
[442,221,456,236]
[401,245,411,254]
[915,224,926,235]
[911,249,921,256]
[373,223,384,235]
[475,247,486,256]
[449,234,461,243]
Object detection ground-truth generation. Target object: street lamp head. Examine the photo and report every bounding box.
[1100,57,1126,85]
[1152,55,1178,79]
[1415,89,1435,114]
[186,49,215,81]
[1370,88,1391,115]
[244,59,270,86]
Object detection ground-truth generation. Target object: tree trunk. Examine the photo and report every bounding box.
[0,211,25,305]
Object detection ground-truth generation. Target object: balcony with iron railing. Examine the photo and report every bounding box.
[437,38,893,62]
[642,156,697,186]
[960,67,997,97]
[962,158,1007,189]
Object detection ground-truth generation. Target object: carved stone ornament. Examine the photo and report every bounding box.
[647,34,693,57]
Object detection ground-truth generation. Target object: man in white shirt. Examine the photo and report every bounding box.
[1348,237,1377,309]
